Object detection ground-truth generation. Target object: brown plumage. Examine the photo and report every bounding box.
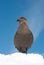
[14,17,33,53]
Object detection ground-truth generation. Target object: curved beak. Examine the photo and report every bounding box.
[17,19,20,21]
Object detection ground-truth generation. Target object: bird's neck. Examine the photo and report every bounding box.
[20,22,28,28]
[20,20,27,25]
[17,21,28,33]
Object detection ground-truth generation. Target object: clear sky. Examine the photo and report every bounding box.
[0,0,44,54]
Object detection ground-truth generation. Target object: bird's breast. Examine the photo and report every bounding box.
[14,31,33,48]
[14,22,33,48]
[17,23,29,33]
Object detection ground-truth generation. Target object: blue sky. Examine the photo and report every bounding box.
[0,0,44,54]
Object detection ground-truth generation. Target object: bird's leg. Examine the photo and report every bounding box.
[18,47,27,54]
[18,47,22,52]
[21,47,27,53]
[25,48,27,54]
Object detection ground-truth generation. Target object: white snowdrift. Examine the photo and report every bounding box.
[0,53,44,65]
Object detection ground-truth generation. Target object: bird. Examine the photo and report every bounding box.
[14,17,33,53]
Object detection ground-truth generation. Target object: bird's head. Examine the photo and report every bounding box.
[17,17,27,24]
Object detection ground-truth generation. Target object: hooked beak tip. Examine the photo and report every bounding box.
[17,19,20,21]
